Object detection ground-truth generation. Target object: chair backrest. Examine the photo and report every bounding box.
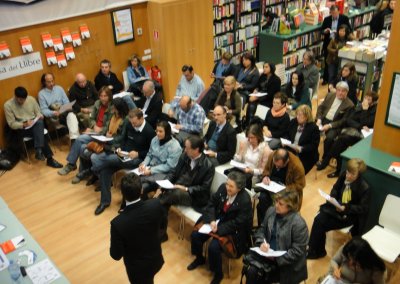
[122,71,129,91]
[254,104,269,120]
[379,194,400,235]
[162,103,171,114]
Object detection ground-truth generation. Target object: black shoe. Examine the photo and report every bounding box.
[94,204,109,215]
[327,171,340,178]
[35,149,45,161]
[307,250,327,260]
[187,257,205,271]
[316,160,328,171]
[86,175,98,186]
[210,273,223,284]
[47,158,63,168]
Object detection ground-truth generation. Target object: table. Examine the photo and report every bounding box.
[0,197,69,283]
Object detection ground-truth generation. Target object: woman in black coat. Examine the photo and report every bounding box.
[285,105,319,174]
[236,52,260,106]
[308,158,371,259]
[285,71,311,110]
[188,171,252,284]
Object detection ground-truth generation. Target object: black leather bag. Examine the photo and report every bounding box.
[241,249,278,284]
[0,149,20,171]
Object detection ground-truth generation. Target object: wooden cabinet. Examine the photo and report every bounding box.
[147,0,214,102]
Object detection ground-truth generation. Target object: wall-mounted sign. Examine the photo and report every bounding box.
[0,52,43,81]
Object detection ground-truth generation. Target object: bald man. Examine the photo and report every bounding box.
[69,73,98,128]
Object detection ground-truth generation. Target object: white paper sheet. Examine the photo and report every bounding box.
[318,189,342,209]
[255,181,286,193]
[59,100,76,114]
[361,128,374,138]
[156,179,174,189]
[92,135,113,142]
[198,220,220,234]
[26,258,61,284]
[250,247,287,257]
[168,122,180,134]
[230,160,248,169]
[249,92,268,97]
[24,116,40,130]
[113,91,133,99]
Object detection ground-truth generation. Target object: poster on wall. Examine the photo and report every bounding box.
[385,72,400,129]
[111,8,134,45]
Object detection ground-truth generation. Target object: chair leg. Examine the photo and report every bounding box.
[22,141,31,164]
[178,215,185,240]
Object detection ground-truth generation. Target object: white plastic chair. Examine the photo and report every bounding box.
[254,104,270,120]
[362,194,400,263]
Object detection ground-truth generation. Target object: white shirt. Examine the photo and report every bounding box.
[126,198,140,207]
[325,97,342,121]
[134,120,146,132]
[142,91,155,114]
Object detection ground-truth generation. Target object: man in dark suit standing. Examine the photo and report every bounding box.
[136,80,163,129]
[204,105,237,167]
[316,81,354,163]
[110,173,164,284]
[321,5,351,85]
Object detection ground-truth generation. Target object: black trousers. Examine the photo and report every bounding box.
[322,118,340,160]
[18,119,53,158]
[323,134,361,172]
[308,210,353,254]
[191,231,223,276]
[126,267,159,284]
[256,191,274,227]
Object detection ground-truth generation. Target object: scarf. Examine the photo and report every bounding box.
[271,106,287,117]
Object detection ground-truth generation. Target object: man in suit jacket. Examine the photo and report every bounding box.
[136,80,163,129]
[204,105,237,167]
[110,173,164,284]
[321,5,351,84]
[155,135,215,241]
[316,81,354,161]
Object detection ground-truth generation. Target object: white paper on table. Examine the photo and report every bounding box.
[249,92,268,97]
[361,128,373,138]
[92,135,113,142]
[320,274,345,284]
[156,179,175,189]
[59,100,76,114]
[230,160,248,169]
[26,258,61,284]
[255,181,286,193]
[318,189,342,209]
[168,122,180,133]
[113,91,133,99]
[198,220,220,234]
[24,116,40,130]
[250,247,286,257]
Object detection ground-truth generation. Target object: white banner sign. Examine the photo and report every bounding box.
[0,52,43,81]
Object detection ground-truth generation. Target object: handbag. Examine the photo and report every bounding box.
[86,141,104,154]
[241,249,278,284]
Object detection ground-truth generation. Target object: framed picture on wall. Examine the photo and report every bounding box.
[385,72,400,129]
[111,8,134,45]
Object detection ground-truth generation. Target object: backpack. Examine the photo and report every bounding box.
[0,149,20,171]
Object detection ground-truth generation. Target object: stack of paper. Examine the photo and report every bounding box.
[255,181,286,193]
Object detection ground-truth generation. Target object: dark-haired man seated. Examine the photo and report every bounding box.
[4,86,62,168]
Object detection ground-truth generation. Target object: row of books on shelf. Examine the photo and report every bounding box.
[214,45,235,61]
[282,42,322,69]
[282,31,321,55]
[239,12,260,28]
[213,3,235,20]
[240,0,260,12]
[355,26,371,40]
[236,25,259,41]
[213,0,235,6]
[214,32,234,49]
[235,37,258,54]
[214,19,234,36]
[351,11,374,28]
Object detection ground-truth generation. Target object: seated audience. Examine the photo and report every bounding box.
[236,52,260,106]
[38,73,80,143]
[110,173,164,284]
[188,172,252,284]
[317,91,378,178]
[329,63,359,106]
[228,122,272,190]
[90,109,155,215]
[295,50,319,94]
[155,136,215,241]
[286,71,311,111]
[174,96,206,145]
[94,59,123,94]
[139,121,182,200]
[308,158,370,259]
[326,24,353,85]
[126,54,150,97]
[214,76,242,128]
[285,105,320,174]
[243,190,308,284]
[4,86,62,168]
[256,148,305,225]
[203,105,237,167]
[135,80,163,129]
[68,73,98,129]
[316,81,354,162]
[246,62,281,124]
[263,93,290,149]
[323,237,386,284]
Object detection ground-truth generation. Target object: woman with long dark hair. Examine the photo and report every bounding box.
[286,71,311,110]
[329,62,359,105]
[236,52,260,106]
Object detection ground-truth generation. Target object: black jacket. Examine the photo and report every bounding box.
[286,120,320,174]
[94,70,124,94]
[136,92,163,129]
[202,184,252,256]
[167,153,215,210]
[264,110,290,138]
[257,73,281,108]
[68,80,98,112]
[204,121,237,165]
[120,120,155,160]
[346,103,377,130]
[237,66,260,94]
[110,199,164,277]
[321,172,371,235]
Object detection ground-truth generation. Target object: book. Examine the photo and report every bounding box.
[45,51,57,65]
[80,24,91,39]
[0,42,11,59]
[41,33,53,48]
[56,54,67,68]
[60,28,72,43]
[71,32,82,47]
[20,37,33,53]
[65,47,75,61]
[52,37,64,52]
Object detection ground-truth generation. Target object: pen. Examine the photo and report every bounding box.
[263,238,268,246]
